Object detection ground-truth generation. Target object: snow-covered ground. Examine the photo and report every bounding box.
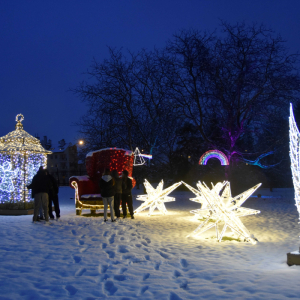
[0,185,300,300]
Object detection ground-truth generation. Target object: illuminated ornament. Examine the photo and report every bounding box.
[0,114,52,203]
[289,104,300,220]
[135,179,182,216]
[199,150,229,165]
[0,162,18,192]
[288,104,300,265]
[133,147,145,166]
[182,181,261,244]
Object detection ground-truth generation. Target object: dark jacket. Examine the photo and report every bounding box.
[27,170,53,197]
[99,175,115,197]
[114,177,122,194]
[48,173,59,199]
[122,177,132,195]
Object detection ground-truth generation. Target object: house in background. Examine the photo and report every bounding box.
[40,136,86,185]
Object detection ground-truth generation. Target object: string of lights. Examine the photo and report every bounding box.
[0,115,51,204]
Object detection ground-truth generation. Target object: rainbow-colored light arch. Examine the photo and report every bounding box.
[199,150,229,166]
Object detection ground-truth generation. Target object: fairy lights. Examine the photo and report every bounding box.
[289,104,300,220]
[199,150,229,165]
[182,181,261,244]
[135,179,182,216]
[0,114,51,203]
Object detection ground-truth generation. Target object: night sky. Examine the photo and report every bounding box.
[1,0,300,146]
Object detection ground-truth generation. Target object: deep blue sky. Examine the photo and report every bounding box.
[1,0,300,146]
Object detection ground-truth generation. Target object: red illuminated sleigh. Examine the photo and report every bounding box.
[70,148,135,215]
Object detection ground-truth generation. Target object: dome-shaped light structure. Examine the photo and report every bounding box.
[0,114,52,204]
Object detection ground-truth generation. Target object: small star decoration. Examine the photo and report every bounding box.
[135,179,182,216]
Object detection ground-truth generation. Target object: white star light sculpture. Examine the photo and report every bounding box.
[135,179,182,216]
[182,181,261,244]
[289,104,300,221]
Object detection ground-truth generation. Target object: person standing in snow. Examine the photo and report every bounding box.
[111,169,122,219]
[45,169,60,220]
[122,170,134,219]
[28,166,53,222]
[99,168,115,222]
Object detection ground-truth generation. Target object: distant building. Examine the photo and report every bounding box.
[40,136,86,185]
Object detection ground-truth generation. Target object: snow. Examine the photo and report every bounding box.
[0,186,300,299]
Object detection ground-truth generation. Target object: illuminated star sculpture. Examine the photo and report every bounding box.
[135,179,182,216]
[182,181,261,244]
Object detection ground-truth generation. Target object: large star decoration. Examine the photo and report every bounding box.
[135,179,182,216]
[182,181,261,244]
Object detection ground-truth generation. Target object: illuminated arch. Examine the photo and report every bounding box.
[199,150,229,166]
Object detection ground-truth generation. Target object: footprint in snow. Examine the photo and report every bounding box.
[120,237,125,241]
[73,255,81,263]
[145,255,150,261]
[103,231,109,237]
[154,262,161,270]
[173,270,181,278]
[71,230,77,236]
[169,291,183,300]
[105,250,115,259]
[99,274,109,282]
[118,245,129,253]
[75,268,86,276]
[143,273,150,281]
[141,241,148,247]
[119,267,127,274]
[103,280,117,296]
[135,244,142,248]
[65,285,78,296]
[102,243,107,249]
[109,234,115,244]
[157,251,169,259]
[113,274,126,281]
[179,279,188,290]
[180,259,188,268]
[138,286,149,296]
[100,264,109,273]
[78,239,84,245]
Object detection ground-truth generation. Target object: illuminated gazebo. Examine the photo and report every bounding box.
[0,114,52,206]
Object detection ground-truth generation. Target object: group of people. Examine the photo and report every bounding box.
[99,169,134,222]
[28,166,60,222]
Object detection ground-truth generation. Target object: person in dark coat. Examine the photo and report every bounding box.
[45,169,60,220]
[122,170,134,219]
[28,166,53,222]
[111,169,122,219]
[99,168,115,222]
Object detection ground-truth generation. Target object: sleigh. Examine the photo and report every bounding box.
[69,148,135,215]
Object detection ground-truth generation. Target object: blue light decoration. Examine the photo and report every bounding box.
[0,114,52,204]
[242,151,281,169]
